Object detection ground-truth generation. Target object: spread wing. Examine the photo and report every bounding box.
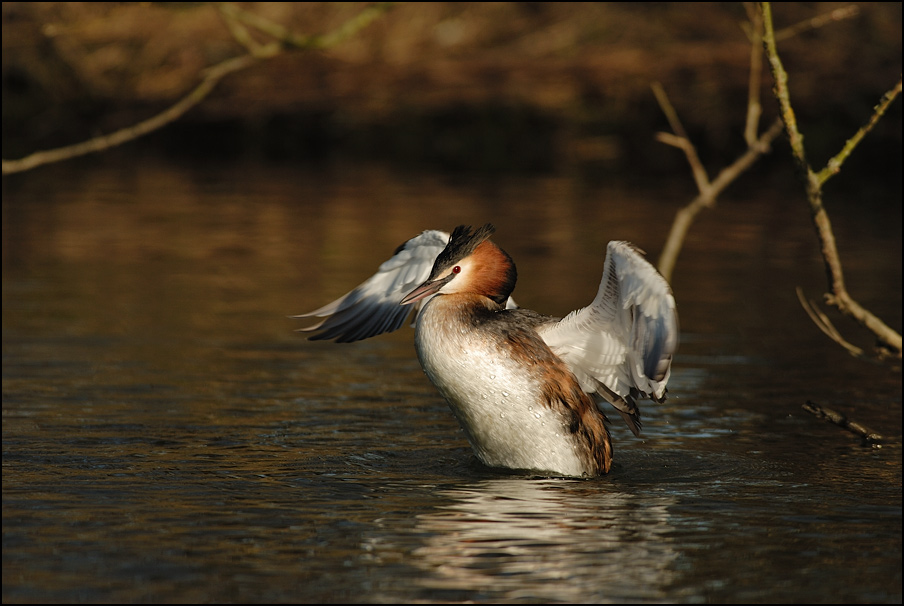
[295,230,520,343]
[294,230,451,343]
[538,241,678,435]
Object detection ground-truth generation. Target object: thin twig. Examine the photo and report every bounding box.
[218,4,267,56]
[817,78,903,185]
[803,401,884,445]
[651,83,710,197]
[774,5,860,42]
[220,2,394,50]
[742,2,763,146]
[796,287,864,357]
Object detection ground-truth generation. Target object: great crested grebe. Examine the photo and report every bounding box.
[296,224,678,477]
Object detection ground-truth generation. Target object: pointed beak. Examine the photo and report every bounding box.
[400,275,450,306]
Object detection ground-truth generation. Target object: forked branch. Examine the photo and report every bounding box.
[654,2,784,283]
[761,2,902,360]
[656,3,868,284]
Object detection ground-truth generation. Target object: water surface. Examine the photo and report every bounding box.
[3,156,901,603]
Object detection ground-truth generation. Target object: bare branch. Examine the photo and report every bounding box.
[218,4,268,56]
[651,82,711,197]
[220,2,394,51]
[1,57,250,175]
[816,78,903,186]
[654,132,691,150]
[761,2,902,360]
[774,5,860,42]
[219,2,305,49]
[761,4,807,167]
[657,118,782,281]
[743,2,764,146]
[318,3,395,49]
[708,118,783,197]
[653,7,783,283]
[1,3,395,176]
[803,401,884,445]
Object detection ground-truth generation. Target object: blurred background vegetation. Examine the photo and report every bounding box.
[1,2,901,181]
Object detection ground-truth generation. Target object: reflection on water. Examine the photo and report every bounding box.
[2,155,901,603]
[405,479,676,602]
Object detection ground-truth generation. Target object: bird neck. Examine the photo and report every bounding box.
[469,241,517,306]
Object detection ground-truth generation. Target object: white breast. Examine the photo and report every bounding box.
[414,299,589,477]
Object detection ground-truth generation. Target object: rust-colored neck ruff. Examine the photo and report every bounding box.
[467,241,517,305]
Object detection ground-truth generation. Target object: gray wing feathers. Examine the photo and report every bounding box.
[540,241,678,435]
[294,230,450,343]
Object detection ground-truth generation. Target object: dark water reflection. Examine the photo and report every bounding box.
[3,155,901,603]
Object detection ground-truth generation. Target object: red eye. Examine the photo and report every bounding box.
[452,266,461,274]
